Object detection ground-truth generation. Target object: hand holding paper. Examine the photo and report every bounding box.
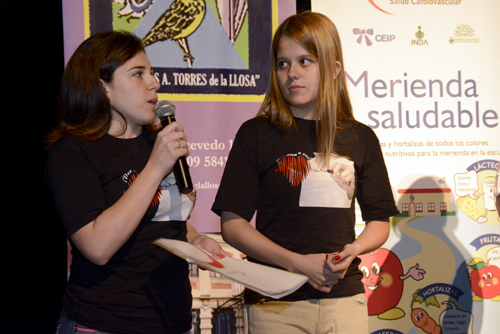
[154,238,308,299]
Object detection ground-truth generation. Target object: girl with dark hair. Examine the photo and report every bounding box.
[46,30,222,334]
[212,12,399,333]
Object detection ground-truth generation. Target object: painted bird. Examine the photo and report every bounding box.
[142,0,206,68]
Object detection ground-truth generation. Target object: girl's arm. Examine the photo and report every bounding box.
[221,211,338,293]
[186,222,224,256]
[325,219,390,282]
[71,122,188,266]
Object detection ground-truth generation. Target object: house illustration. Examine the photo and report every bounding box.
[397,188,452,217]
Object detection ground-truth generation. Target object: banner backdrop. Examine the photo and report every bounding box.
[62,0,296,232]
[63,1,499,332]
[313,1,499,333]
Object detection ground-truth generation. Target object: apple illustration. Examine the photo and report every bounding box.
[359,248,404,318]
[468,258,500,301]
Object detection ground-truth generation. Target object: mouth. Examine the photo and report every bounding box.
[364,283,379,291]
[148,98,158,109]
[288,84,303,93]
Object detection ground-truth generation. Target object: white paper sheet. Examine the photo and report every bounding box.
[154,238,308,299]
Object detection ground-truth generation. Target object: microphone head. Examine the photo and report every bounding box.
[155,100,176,119]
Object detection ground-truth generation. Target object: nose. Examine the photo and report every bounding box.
[288,62,299,80]
[150,74,161,91]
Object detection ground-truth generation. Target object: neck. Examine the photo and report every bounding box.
[291,108,316,120]
[108,114,141,138]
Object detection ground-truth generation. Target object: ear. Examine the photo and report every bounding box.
[334,61,342,79]
[100,79,111,99]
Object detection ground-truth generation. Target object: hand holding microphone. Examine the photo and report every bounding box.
[155,100,194,195]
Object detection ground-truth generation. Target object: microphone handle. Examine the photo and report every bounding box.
[160,115,194,194]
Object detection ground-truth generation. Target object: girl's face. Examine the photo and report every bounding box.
[102,51,160,138]
[276,36,320,120]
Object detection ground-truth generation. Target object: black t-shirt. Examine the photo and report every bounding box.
[45,130,194,334]
[212,117,399,302]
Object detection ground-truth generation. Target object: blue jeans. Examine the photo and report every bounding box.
[55,311,114,334]
[55,311,191,334]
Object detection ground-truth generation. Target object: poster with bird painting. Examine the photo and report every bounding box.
[86,0,273,97]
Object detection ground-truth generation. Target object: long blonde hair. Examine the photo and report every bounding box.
[257,11,354,167]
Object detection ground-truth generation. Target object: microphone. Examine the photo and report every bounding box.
[155,100,194,195]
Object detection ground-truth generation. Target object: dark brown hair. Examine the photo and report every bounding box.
[45,31,146,150]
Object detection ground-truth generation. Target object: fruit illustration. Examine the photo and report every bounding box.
[359,248,426,320]
[359,248,405,319]
[467,257,500,301]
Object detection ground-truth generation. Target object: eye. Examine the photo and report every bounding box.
[372,262,381,276]
[360,266,369,278]
[488,272,493,279]
[482,274,488,280]
[277,60,289,69]
[300,58,313,65]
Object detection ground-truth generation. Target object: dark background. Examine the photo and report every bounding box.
[5,0,310,332]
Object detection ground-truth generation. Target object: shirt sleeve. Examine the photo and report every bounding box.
[355,125,400,221]
[45,136,105,237]
[211,120,260,222]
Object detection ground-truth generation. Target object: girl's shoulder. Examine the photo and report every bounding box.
[342,120,379,141]
[236,116,278,136]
